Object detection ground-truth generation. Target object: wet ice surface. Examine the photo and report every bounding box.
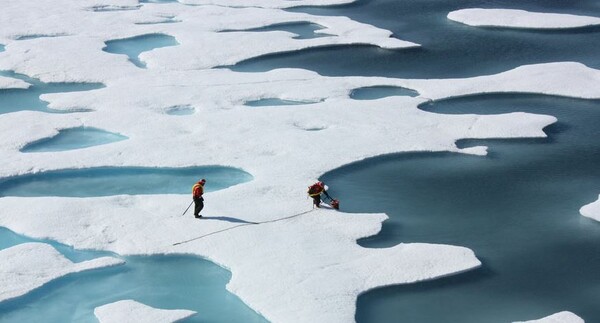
[0,0,598,322]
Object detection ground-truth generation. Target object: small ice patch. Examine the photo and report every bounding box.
[94,300,196,323]
[448,8,600,29]
[580,194,600,222]
[513,311,584,323]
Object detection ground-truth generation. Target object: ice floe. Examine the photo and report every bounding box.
[0,0,597,321]
[0,75,30,90]
[0,242,123,303]
[94,299,196,323]
[448,8,600,29]
[514,311,584,323]
[580,194,600,222]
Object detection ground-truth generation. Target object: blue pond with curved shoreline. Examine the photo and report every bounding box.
[103,34,179,68]
[0,227,266,323]
[0,166,252,197]
[20,127,128,152]
[0,71,104,115]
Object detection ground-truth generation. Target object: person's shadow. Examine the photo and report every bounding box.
[201,216,258,224]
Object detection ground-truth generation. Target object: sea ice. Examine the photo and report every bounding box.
[513,311,584,323]
[580,194,600,222]
[0,242,123,303]
[0,75,30,90]
[0,0,596,321]
[448,8,600,29]
[94,299,196,323]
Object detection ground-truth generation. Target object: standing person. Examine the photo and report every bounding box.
[307,181,327,208]
[192,179,206,218]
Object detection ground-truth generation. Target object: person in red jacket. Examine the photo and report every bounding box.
[307,181,340,209]
[307,181,327,208]
[192,179,206,218]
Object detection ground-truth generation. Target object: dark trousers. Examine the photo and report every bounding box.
[312,195,321,207]
[194,197,204,216]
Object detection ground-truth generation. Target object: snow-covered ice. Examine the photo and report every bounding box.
[514,311,584,323]
[448,8,600,29]
[580,195,600,222]
[0,0,597,321]
[0,242,123,303]
[0,75,30,90]
[94,299,196,323]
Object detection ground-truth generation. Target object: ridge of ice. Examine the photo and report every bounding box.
[448,8,600,29]
[94,299,196,323]
[0,242,124,303]
[580,194,600,222]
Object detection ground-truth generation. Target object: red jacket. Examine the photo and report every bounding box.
[307,182,324,197]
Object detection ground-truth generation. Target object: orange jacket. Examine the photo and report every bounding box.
[192,182,204,198]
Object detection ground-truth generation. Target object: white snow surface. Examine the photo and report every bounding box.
[0,75,30,89]
[514,311,585,323]
[0,0,598,322]
[580,194,600,222]
[94,299,196,323]
[448,8,600,29]
[0,243,123,303]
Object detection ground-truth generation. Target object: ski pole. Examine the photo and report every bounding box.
[182,200,194,216]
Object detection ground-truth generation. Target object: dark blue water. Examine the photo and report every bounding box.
[20,127,128,152]
[103,34,179,68]
[0,71,104,115]
[0,228,266,323]
[0,166,252,197]
[231,0,600,78]
[322,94,600,322]
[0,44,5,52]
[350,86,419,100]
[221,22,333,39]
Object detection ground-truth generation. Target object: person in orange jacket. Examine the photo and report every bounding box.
[192,179,206,218]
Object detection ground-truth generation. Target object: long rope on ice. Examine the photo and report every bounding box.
[172,209,316,246]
